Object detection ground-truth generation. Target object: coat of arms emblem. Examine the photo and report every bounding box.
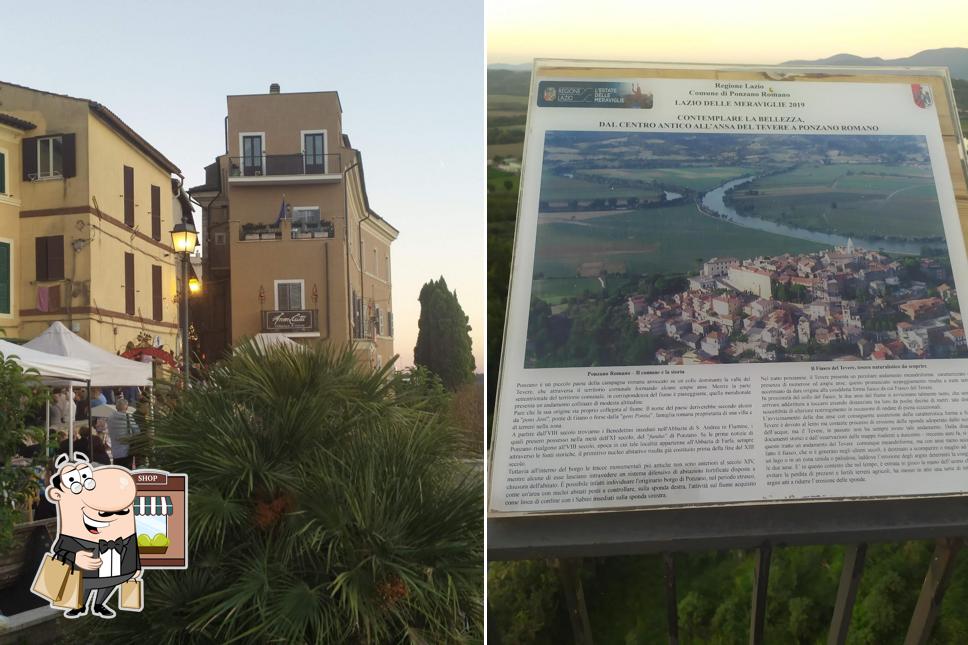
[911,84,932,109]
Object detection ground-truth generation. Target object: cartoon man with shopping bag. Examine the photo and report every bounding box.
[31,453,143,618]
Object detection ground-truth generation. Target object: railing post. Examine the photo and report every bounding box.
[904,537,962,645]
[827,543,867,645]
[749,543,772,645]
[664,552,679,645]
[556,558,594,645]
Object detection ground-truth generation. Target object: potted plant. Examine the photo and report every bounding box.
[260,227,278,240]
[293,228,313,239]
[0,353,50,589]
[241,223,262,241]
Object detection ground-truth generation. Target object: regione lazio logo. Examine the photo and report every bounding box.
[31,453,188,619]
[911,84,932,109]
[543,86,557,103]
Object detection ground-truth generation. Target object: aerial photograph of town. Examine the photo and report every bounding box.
[526,132,965,367]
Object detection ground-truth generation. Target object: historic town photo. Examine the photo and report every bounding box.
[526,132,965,367]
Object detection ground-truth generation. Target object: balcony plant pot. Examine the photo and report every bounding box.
[313,231,330,238]
[260,233,277,240]
[244,233,260,241]
[295,231,313,239]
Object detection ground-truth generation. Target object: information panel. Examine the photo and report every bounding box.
[489,61,968,516]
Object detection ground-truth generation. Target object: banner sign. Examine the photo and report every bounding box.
[489,60,968,516]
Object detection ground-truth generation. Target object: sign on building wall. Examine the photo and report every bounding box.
[489,61,968,516]
[262,309,317,332]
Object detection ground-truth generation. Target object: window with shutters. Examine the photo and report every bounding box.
[274,280,303,311]
[0,241,11,315]
[35,236,64,281]
[124,252,135,315]
[123,166,134,226]
[151,185,161,240]
[0,149,6,194]
[388,311,394,337]
[22,134,75,181]
[36,137,63,179]
[151,265,162,321]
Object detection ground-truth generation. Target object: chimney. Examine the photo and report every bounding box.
[269,83,281,94]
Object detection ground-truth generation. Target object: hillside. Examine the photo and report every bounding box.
[783,47,968,79]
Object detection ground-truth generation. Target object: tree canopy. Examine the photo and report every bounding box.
[414,277,476,390]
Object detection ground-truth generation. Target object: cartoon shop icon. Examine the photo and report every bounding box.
[30,453,188,619]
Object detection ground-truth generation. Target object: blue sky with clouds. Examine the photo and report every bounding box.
[1,0,484,368]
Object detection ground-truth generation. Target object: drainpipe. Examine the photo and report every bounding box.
[357,203,372,340]
[342,159,360,341]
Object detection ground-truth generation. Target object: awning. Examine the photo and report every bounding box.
[135,496,173,516]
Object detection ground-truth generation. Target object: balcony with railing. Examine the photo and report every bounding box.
[228,153,341,185]
[239,223,282,241]
[239,218,336,242]
[290,221,335,239]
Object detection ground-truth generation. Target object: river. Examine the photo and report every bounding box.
[699,176,928,255]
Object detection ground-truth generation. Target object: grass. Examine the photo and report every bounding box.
[532,202,827,278]
[731,163,944,239]
[539,170,663,201]
[579,166,755,192]
[488,166,520,193]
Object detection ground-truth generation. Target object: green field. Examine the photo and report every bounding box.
[488,166,519,194]
[531,277,604,304]
[731,164,943,239]
[540,170,663,201]
[532,203,827,278]
[578,166,754,192]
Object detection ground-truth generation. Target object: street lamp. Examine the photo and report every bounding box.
[171,221,198,386]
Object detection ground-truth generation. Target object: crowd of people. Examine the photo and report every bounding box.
[21,386,147,469]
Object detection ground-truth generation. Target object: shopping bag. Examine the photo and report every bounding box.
[31,555,82,608]
[52,568,83,610]
[119,578,143,611]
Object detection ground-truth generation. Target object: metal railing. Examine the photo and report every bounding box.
[228,153,341,178]
[239,224,282,241]
[290,222,335,239]
[489,498,968,644]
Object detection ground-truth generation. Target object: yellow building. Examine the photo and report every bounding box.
[190,84,398,367]
[0,81,181,352]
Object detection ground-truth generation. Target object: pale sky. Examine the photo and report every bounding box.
[0,0,484,371]
[489,0,967,65]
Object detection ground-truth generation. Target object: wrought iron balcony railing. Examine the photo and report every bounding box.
[229,153,341,177]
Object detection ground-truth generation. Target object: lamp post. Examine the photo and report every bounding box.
[171,221,198,387]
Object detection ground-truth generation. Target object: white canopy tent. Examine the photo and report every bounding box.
[0,338,94,458]
[0,338,92,384]
[24,321,152,386]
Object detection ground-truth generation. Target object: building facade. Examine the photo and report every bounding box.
[0,81,182,351]
[190,85,398,367]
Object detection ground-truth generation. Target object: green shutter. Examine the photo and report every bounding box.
[0,242,10,314]
[0,151,5,194]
